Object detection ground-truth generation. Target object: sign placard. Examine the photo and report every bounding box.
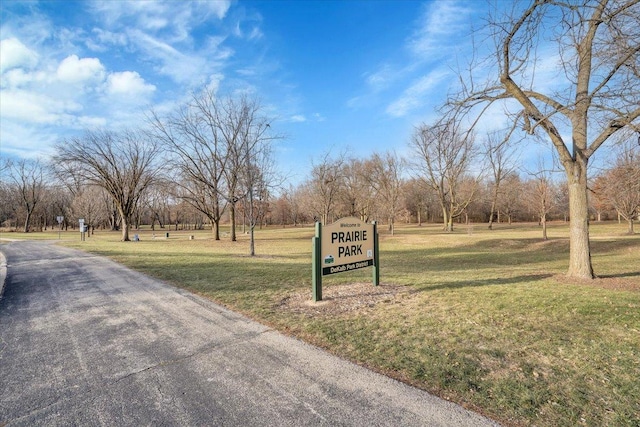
[312,217,379,302]
[320,217,374,275]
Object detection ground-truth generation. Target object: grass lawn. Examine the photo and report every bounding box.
[11,221,639,426]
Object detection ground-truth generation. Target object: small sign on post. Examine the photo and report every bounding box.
[312,217,380,302]
[56,216,64,239]
[79,218,85,242]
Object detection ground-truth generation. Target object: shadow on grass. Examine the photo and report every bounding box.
[415,273,554,292]
[598,271,640,279]
[381,237,570,274]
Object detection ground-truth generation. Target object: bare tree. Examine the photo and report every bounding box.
[596,138,640,233]
[139,180,172,230]
[524,170,558,240]
[410,118,479,232]
[455,0,640,278]
[71,185,109,234]
[363,152,405,235]
[148,87,228,240]
[4,159,45,232]
[498,173,525,224]
[484,127,520,229]
[53,129,161,241]
[402,178,438,225]
[342,158,375,222]
[214,95,252,242]
[235,96,281,256]
[307,151,346,225]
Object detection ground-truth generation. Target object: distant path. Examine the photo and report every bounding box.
[0,241,499,426]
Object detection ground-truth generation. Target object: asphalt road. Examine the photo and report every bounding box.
[0,240,500,426]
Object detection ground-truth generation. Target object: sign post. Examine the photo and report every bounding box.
[312,222,323,301]
[79,218,85,242]
[312,217,379,302]
[56,215,64,239]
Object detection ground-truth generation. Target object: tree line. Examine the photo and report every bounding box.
[2,119,638,240]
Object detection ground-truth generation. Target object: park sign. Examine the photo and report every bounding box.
[312,217,379,301]
[321,217,375,275]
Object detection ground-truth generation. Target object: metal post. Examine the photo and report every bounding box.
[312,222,322,301]
[372,221,380,286]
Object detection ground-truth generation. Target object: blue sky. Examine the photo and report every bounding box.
[1,0,514,184]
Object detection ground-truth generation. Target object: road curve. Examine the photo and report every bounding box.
[0,240,499,426]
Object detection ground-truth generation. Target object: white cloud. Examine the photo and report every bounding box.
[0,38,39,72]
[89,0,231,42]
[0,120,58,159]
[56,54,105,84]
[408,1,473,58]
[126,29,229,85]
[233,21,263,41]
[386,70,449,117]
[77,115,108,128]
[365,64,397,91]
[106,70,156,97]
[86,28,128,51]
[0,0,264,159]
[0,89,81,124]
[289,114,306,123]
[1,68,48,88]
[351,1,476,118]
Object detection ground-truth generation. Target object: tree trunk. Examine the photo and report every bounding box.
[488,197,497,230]
[23,211,32,233]
[230,202,237,241]
[248,188,256,256]
[566,165,594,279]
[212,219,220,240]
[441,206,449,231]
[541,214,548,241]
[446,215,453,232]
[628,218,635,235]
[249,225,255,256]
[121,215,130,241]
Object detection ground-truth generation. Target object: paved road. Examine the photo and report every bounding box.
[0,241,499,426]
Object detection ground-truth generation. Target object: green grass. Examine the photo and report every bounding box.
[21,222,640,426]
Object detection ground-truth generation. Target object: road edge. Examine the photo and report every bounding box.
[0,250,6,303]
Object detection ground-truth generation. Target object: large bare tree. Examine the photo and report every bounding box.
[53,129,161,241]
[455,0,640,278]
[410,118,479,232]
[148,87,228,240]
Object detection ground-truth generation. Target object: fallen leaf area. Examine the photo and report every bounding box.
[277,282,414,317]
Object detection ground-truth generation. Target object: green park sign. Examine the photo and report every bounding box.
[312,217,380,302]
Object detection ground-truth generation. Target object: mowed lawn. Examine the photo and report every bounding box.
[47,221,639,426]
